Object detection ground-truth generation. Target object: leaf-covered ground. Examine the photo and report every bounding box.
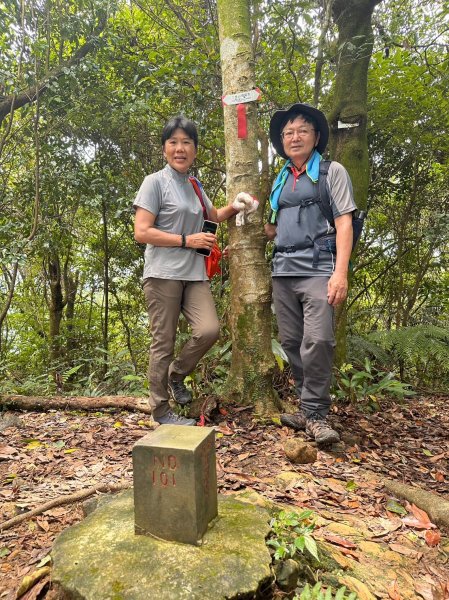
[0,394,448,599]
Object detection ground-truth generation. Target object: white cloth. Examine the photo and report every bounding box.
[232,192,259,226]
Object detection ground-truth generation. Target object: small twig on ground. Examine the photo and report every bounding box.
[0,482,131,532]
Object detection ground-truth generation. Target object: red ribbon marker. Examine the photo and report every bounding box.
[237,103,247,139]
[222,88,261,141]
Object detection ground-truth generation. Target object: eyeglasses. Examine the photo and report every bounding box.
[281,128,316,140]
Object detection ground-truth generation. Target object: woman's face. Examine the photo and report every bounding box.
[163,128,197,173]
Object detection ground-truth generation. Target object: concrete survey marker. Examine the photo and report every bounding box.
[132,424,217,544]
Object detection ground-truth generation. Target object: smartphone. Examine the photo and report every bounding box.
[196,220,218,256]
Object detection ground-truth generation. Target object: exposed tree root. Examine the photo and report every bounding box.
[0,394,152,415]
[0,482,131,532]
[384,478,449,530]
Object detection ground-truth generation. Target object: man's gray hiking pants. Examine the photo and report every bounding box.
[272,276,335,418]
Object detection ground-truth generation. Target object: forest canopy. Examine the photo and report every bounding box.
[0,0,448,399]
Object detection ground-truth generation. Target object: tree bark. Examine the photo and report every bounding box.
[45,254,67,366]
[329,0,383,365]
[101,195,110,378]
[0,394,153,415]
[314,0,334,106]
[216,0,279,415]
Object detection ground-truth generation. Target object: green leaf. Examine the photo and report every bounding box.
[335,586,347,600]
[386,498,407,516]
[303,535,320,561]
[346,480,358,492]
[36,555,51,568]
[26,440,44,450]
[422,448,433,456]
[0,548,11,558]
[294,535,305,552]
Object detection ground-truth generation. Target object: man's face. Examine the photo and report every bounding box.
[281,116,320,164]
[163,128,197,173]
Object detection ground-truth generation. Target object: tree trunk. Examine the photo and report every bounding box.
[216,0,279,415]
[0,261,19,353]
[64,268,79,358]
[328,0,383,365]
[46,254,66,366]
[0,394,153,414]
[314,0,335,106]
[101,195,109,379]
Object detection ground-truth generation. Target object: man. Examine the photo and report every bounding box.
[265,103,356,446]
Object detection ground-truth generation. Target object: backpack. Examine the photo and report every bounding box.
[273,160,366,267]
[316,160,366,250]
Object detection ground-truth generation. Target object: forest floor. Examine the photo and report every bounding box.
[0,392,448,599]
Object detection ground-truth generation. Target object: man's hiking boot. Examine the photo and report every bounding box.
[306,413,340,446]
[280,411,307,431]
[168,377,192,406]
[154,410,196,426]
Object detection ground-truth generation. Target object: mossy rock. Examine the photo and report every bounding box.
[52,490,272,600]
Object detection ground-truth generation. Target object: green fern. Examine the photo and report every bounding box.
[348,325,449,389]
[347,335,390,365]
[368,325,449,363]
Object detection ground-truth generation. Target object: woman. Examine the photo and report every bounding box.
[134,115,256,425]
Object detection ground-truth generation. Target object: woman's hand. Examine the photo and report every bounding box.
[186,232,216,250]
[232,192,259,226]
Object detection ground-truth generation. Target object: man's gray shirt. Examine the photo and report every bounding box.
[133,164,213,281]
[272,161,356,277]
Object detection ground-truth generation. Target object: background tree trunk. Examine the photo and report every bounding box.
[45,254,67,368]
[216,0,279,415]
[328,0,383,365]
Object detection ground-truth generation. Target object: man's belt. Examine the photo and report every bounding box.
[273,234,337,269]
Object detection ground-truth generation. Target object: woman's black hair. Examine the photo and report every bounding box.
[161,116,198,149]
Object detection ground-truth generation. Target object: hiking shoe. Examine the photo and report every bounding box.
[280,412,307,431]
[306,414,340,446]
[168,377,192,406]
[155,411,196,426]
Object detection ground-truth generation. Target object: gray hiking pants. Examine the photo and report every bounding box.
[143,278,220,419]
[272,276,335,418]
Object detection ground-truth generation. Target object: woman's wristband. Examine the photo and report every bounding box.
[181,234,186,248]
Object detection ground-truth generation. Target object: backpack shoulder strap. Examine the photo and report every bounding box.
[189,176,208,220]
[317,160,334,227]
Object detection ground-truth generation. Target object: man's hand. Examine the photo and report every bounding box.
[327,272,348,306]
[264,223,277,240]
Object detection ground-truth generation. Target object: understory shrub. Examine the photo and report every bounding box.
[333,358,415,411]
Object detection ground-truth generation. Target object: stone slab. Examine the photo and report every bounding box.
[51,490,272,600]
[132,425,217,544]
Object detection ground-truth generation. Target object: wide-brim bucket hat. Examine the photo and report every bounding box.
[269,103,329,159]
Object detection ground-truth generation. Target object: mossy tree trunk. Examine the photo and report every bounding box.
[216,0,279,415]
[328,0,383,365]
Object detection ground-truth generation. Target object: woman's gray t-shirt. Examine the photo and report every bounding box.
[133,164,213,281]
